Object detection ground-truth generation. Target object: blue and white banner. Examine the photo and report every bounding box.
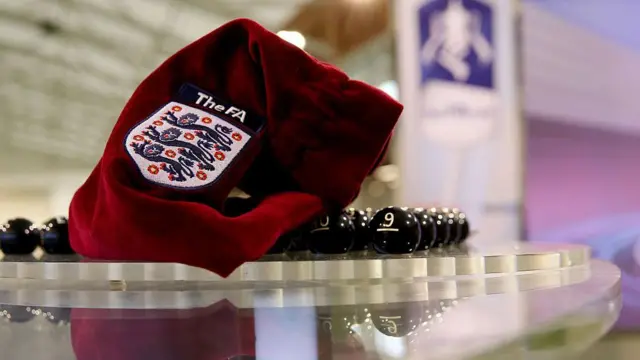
[395,0,523,245]
[419,0,494,88]
[419,0,498,149]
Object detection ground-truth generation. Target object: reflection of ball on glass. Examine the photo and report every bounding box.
[0,305,36,323]
[369,302,424,337]
[41,307,71,325]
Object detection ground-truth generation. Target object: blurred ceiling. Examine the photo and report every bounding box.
[0,0,392,173]
[10,0,633,174]
[0,0,313,171]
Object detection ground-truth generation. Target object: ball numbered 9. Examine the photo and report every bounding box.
[369,207,421,254]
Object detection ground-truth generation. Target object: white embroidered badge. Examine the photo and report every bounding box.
[125,101,251,189]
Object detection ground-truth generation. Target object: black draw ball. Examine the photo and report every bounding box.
[41,217,74,255]
[306,212,355,254]
[267,230,296,255]
[369,302,424,337]
[345,208,371,252]
[453,210,471,243]
[426,208,451,247]
[287,226,309,252]
[369,207,421,254]
[411,208,437,251]
[0,218,40,255]
[438,208,471,245]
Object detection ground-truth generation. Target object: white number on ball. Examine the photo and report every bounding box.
[382,213,395,227]
[380,316,399,334]
[319,216,330,227]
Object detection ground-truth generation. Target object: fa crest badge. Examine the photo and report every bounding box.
[125,101,252,189]
[419,0,494,88]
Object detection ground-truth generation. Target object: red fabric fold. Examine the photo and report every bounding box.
[69,18,401,277]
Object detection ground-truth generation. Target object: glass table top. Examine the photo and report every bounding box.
[0,245,621,360]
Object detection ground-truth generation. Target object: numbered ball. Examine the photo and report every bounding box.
[0,218,40,255]
[439,208,470,245]
[412,208,437,251]
[307,212,355,254]
[370,302,423,337]
[364,207,375,218]
[370,207,421,254]
[420,299,456,332]
[453,210,471,243]
[441,209,458,244]
[41,217,74,255]
[345,208,371,252]
[426,208,450,247]
[317,305,360,341]
[317,308,334,338]
[0,305,36,323]
[40,307,71,325]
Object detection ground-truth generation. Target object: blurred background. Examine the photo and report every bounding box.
[1,0,639,357]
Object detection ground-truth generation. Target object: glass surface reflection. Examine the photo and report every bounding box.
[0,300,451,360]
[0,289,620,360]
[0,248,621,360]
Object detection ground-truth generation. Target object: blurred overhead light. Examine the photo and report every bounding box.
[367,180,386,198]
[373,164,399,183]
[349,0,377,5]
[378,80,399,100]
[277,30,306,50]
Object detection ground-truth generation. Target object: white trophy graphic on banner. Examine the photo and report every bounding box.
[419,0,498,205]
[421,0,493,82]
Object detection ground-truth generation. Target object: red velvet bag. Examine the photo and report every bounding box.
[68,18,402,277]
[71,301,255,360]
[70,302,367,360]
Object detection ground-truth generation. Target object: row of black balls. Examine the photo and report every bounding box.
[265,206,470,255]
[0,217,73,255]
[0,305,70,325]
[0,300,450,338]
[0,207,470,257]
